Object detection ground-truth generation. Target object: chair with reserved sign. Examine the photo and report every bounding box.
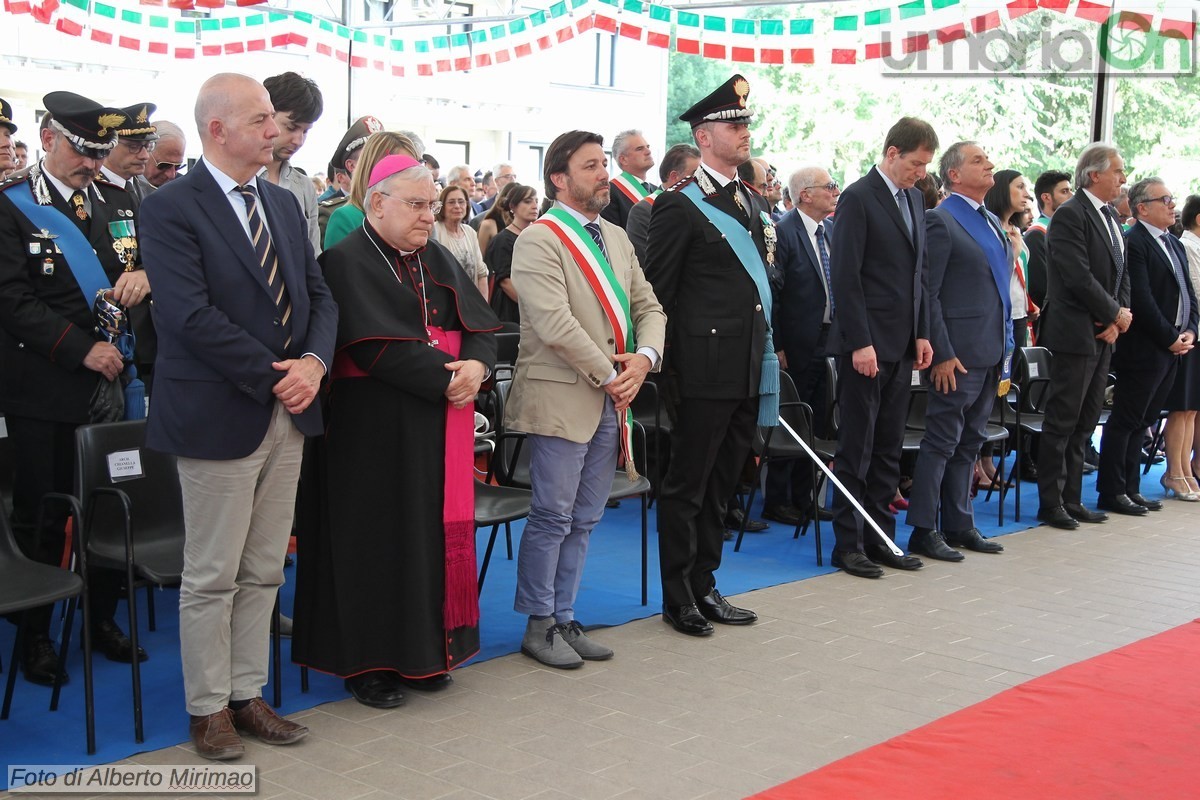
[74,419,185,744]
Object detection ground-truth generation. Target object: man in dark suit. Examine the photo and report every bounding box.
[1025,169,1073,312]
[906,142,1010,560]
[828,117,938,578]
[601,129,656,229]
[761,165,839,526]
[0,92,154,683]
[625,143,698,268]
[1036,143,1131,529]
[646,74,773,635]
[1097,178,1197,512]
[139,73,337,760]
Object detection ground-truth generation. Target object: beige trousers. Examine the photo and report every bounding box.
[177,401,303,717]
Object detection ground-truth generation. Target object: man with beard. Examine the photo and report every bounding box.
[645,74,776,636]
[507,130,665,667]
[263,72,324,255]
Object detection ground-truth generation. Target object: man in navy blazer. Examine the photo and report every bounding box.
[1098,178,1197,510]
[1036,144,1131,528]
[828,117,937,579]
[906,142,1010,561]
[762,165,839,525]
[139,73,337,760]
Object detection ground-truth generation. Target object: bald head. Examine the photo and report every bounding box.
[195,73,279,182]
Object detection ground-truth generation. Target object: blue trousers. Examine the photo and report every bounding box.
[514,397,619,621]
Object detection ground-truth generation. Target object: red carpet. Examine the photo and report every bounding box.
[750,620,1200,800]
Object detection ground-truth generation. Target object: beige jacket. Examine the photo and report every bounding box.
[505,214,666,444]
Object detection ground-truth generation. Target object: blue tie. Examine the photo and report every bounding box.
[584,221,608,262]
[1101,205,1126,293]
[815,222,834,319]
[896,189,913,239]
[1162,234,1191,329]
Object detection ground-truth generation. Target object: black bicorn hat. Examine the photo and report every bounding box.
[329,114,384,174]
[116,103,159,141]
[42,90,124,159]
[0,97,16,133]
[679,74,754,128]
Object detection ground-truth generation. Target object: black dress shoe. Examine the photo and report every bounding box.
[831,550,884,579]
[396,673,453,692]
[1095,494,1149,516]
[725,508,768,532]
[662,604,714,636]
[92,618,149,663]
[1063,503,1108,523]
[696,589,757,625]
[761,505,803,526]
[944,527,1004,553]
[22,633,67,687]
[345,672,406,708]
[1037,505,1080,529]
[865,544,924,570]
[1128,493,1163,511]
[907,528,965,562]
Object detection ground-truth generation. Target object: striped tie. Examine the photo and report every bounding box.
[237,184,292,349]
[584,221,608,262]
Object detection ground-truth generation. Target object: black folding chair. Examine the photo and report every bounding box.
[0,493,95,754]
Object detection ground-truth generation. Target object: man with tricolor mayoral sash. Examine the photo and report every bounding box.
[644,74,777,637]
[601,129,658,230]
[0,91,152,682]
[506,130,665,669]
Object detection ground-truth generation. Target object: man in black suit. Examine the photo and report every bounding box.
[762,165,839,526]
[906,142,1009,561]
[626,143,698,268]
[828,117,938,578]
[0,92,152,682]
[646,74,774,635]
[1097,178,1197,513]
[1036,143,1132,529]
[601,129,656,229]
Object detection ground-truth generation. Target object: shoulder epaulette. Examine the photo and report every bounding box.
[666,175,695,193]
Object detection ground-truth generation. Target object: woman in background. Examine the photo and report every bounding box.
[484,182,538,330]
[433,184,489,296]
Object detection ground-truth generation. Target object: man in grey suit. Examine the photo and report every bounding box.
[906,142,1010,560]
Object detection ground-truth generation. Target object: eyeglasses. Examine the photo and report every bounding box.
[122,140,156,154]
[380,192,442,215]
[1145,195,1176,207]
[803,181,840,192]
[155,161,185,172]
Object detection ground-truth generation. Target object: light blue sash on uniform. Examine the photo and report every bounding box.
[680,181,779,427]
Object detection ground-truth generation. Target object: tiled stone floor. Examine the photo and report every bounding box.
[28,502,1200,800]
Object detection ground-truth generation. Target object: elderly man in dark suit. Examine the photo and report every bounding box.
[906,142,1010,560]
[828,117,938,579]
[646,74,774,635]
[1036,144,1131,529]
[1097,178,1197,512]
[139,73,337,760]
[761,165,839,526]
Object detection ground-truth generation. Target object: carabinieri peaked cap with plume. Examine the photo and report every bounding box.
[42,90,125,159]
[679,73,755,128]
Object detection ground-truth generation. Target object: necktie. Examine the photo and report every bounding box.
[237,184,293,349]
[727,181,746,216]
[815,222,834,319]
[977,205,1005,244]
[895,189,912,239]
[1162,234,1191,329]
[70,190,89,223]
[1101,205,1126,291]
[583,221,608,262]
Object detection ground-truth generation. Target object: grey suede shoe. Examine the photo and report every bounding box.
[560,621,614,661]
[521,617,583,669]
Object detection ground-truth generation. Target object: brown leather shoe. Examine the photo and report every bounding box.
[231,697,309,745]
[189,708,245,761]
